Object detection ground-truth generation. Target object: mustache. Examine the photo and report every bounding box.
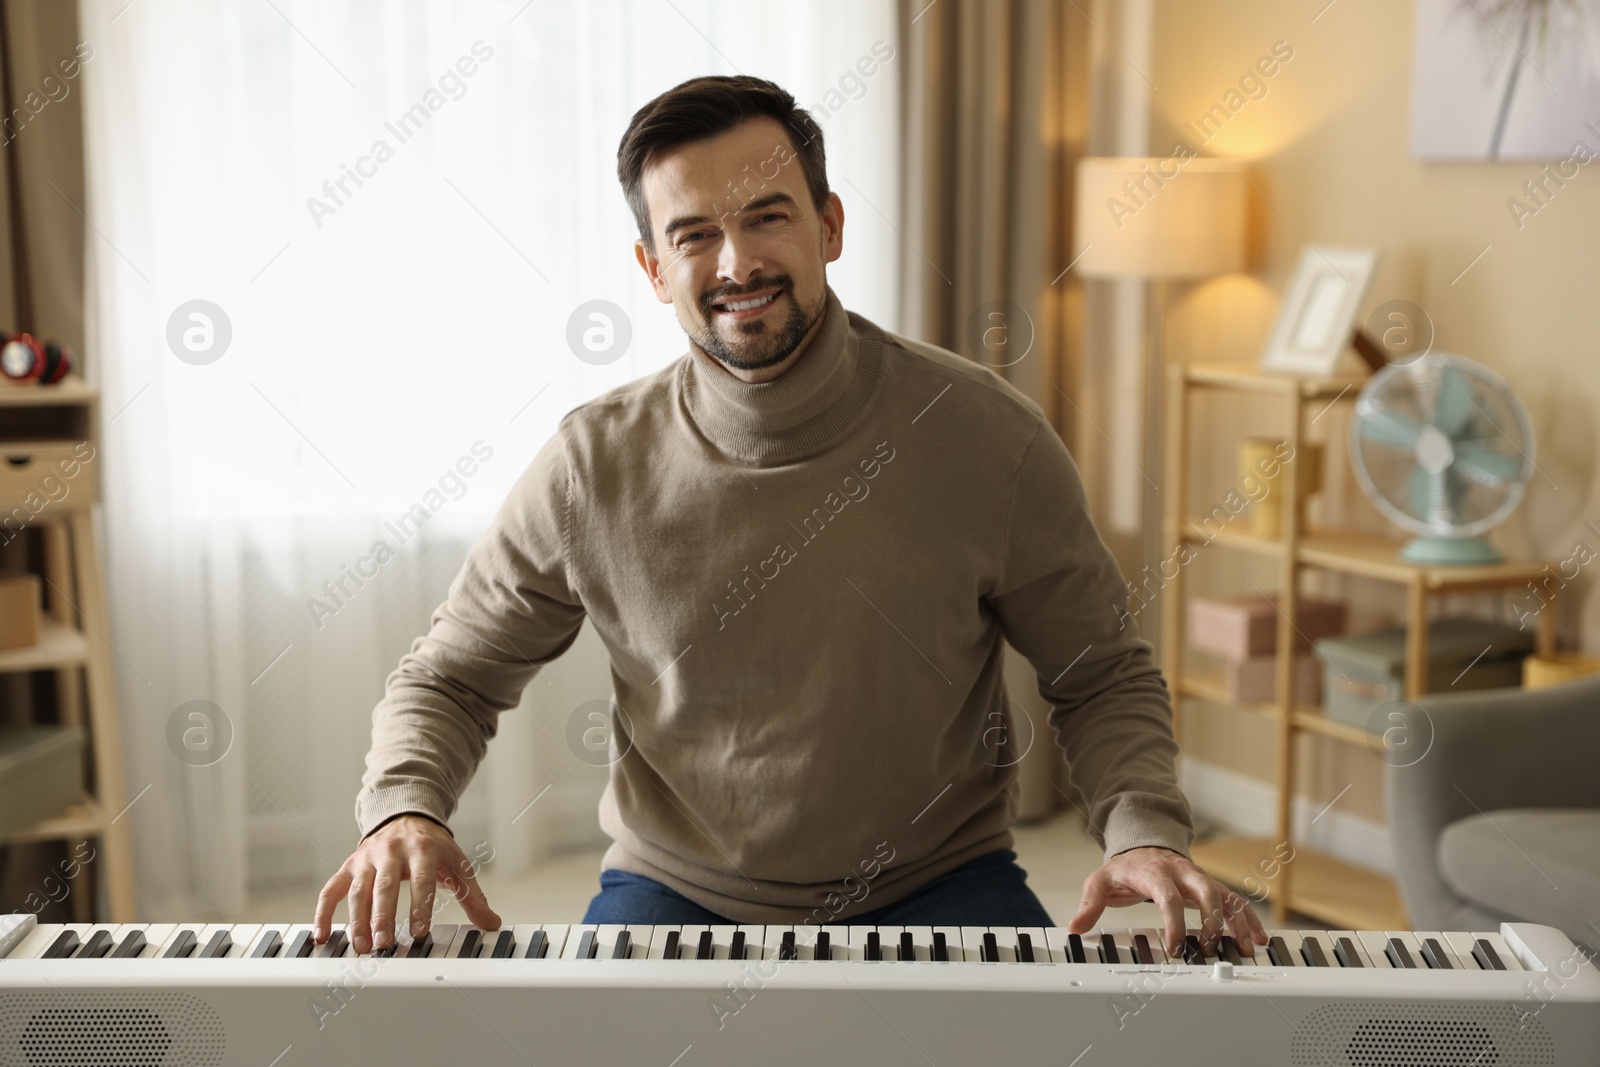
[703,278,790,311]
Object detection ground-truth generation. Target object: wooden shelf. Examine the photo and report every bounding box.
[1191,834,1408,931]
[0,619,88,674]
[4,799,103,844]
[1181,362,1365,399]
[0,375,95,406]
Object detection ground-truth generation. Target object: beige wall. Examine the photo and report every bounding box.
[1147,0,1600,823]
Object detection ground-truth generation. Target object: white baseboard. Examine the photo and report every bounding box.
[1179,758,1395,876]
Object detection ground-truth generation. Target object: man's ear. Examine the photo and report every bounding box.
[634,239,673,303]
[820,191,844,265]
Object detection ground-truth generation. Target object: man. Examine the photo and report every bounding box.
[315,74,1266,961]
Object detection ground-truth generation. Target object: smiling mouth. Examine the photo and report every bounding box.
[710,289,782,317]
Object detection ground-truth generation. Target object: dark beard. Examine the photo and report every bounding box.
[693,283,817,373]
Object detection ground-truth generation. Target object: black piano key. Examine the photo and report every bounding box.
[44,930,81,959]
[1018,933,1036,964]
[1131,934,1153,965]
[1472,938,1506,971]
[322,931,349,958]
[199,931,232,959]
[729,931,746,961]
[78,931,114,959]
[523,930,547,960]
[1335,937,1364,968]
[663,931,681,960]
[1218,936,1242,966]
[981,932,1000,963]
[163,931,198,959]
[577,930,597,959]
[1421,938,1453,970]
[899,931,915,962]
[1385,937,1417,969]
[780,931,796,961]
[251,932,283,958]
[611,931,632,960]
[1300,936,1329,967]
[456,930,483,959]
[814,931,831,961]
[1183,935,1206,965]
[285,930,315,958]
[111,930,148,959]
[1099,933,1119,964]
[405,933,433,959]
[696,930,714,960]
[1066,933,1087,964]
[1267,936,1296,967]
[490,930,516,959]
[932,931,949,962]
[865,931,881,961]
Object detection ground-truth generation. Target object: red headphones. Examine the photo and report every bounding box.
[1,332,73,384]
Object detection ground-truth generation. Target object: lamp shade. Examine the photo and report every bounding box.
[1073,156,1246,279]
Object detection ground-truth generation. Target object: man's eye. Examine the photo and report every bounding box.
[757,213,783,223]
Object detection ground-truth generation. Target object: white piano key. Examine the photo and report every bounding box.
[500,924,536,958]
[190,923,234,959]
[761,926,790,962]
[558,924,596,960]
[959,926,988,962]
[1412,931,1463,970]
[646,925,681,960]
[1266,929,1302,966]
[9,923,69,960]
[987,927,1019,963]
[154,924,206,958]
[63,923,121,958]
[425,924,461,959]
[703,925,738,960]
[874,926,904,961]
[1108,928,1138,964]
[848,926,878,961]
[677,924,711,959]
[1044,927,1091,963]
[1014,926,1048,964]
[241,924,291,958]
[1356,929,1396,968]
[790,923,823,960]
[1482,931,1524,970]
[537,923,571,958]
[624,923,652,959]
[902,925,934,962]
[736,924,766,961]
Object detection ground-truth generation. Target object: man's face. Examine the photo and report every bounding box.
[634,115,844,376]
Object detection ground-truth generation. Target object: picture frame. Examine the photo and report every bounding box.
[1258,246,1383,378]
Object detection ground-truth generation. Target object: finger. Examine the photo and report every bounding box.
[1144,875,1188,959]
[1243,893,1269,944]
[408,842,438,940]
[1182,872,1228,953]
[370,842,403,952]
[1066,871,1110,934]
[1218,890,1256,957]
[315,865,354,942]
[346,860,375,954]
[443,845,502,932]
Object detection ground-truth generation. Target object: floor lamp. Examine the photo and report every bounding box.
[1072,157,1246,668]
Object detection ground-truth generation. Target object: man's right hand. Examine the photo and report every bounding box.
[314,814,502,954]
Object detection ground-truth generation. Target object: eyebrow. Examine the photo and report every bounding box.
[663,192,800,239]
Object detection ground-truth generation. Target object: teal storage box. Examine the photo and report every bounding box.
[1315,616,1535,732]
[0,725,84,838]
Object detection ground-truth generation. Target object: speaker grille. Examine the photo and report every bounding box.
[1292,1001,1555,1066]
[0,994,224,1067]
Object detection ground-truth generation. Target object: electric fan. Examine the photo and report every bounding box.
[1349,352,1535,564]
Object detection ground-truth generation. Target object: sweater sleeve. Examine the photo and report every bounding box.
[987,417,1195,861]
[354,429,587,838]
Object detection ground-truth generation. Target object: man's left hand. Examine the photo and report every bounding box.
[1066,845,1268,959]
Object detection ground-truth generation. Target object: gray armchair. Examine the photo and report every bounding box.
[1386,674,1600,954]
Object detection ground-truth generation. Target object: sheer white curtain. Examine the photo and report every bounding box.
[79,0,901,918]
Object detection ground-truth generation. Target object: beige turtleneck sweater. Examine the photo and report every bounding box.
[356,285,1193,923]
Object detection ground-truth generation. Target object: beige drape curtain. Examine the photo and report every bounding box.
[895,0,1095,820]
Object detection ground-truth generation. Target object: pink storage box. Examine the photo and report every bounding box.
[1222,652,1323,706]
[1188,593,1346,660]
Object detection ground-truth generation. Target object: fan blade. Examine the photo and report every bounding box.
[1432,363,1477,438]
[1452,440,1521,488]
[1358,405,1425,449]
[1410,467,1460,530]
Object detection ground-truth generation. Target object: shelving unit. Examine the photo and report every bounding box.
[0,375,137,920]
[1158,361,1557,929]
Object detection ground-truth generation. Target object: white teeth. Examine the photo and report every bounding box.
[720,292,777,313]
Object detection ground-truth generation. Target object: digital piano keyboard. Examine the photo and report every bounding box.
[3,913,1597,1066]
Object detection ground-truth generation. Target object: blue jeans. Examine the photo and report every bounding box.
[582,849,1054,927]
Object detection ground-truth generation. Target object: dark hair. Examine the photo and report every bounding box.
[617,75,829,252]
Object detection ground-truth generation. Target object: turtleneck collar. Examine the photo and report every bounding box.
[680,285,884,467]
